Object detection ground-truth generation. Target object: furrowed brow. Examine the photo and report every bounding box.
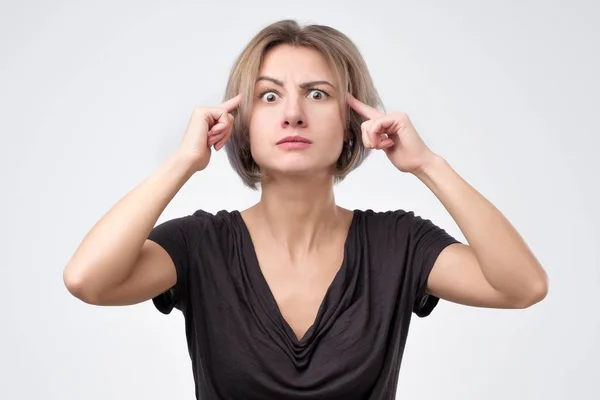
[256,76,336,90]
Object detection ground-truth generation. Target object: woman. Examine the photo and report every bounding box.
[63,19,548,399]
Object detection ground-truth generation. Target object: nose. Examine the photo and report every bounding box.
[281,97,307,128]
[282,118,305,128]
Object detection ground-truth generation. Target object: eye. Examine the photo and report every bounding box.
[259,91,279,102]
[307,89,329,100]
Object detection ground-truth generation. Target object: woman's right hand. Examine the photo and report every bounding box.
[178,94,242,172]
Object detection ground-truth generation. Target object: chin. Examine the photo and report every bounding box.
[261,162,336,182]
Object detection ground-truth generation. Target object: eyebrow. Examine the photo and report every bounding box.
[255,76,336,90]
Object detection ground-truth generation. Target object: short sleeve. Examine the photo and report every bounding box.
[147,216,193,314]
[403,212,460,317]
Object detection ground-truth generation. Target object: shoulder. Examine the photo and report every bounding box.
[354,208,423,228]
[178,208,240,224]
[151,209,243,239]
[353,208,449,242]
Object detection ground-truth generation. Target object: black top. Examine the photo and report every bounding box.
[148,208,459,399]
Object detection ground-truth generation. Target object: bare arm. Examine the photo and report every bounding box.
[63,152,196,305]
[63,95,241,306]
[344,93,548,309]
[416,155,549,308]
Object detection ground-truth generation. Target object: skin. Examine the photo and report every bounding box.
[240,45,353,340]
[63,43,548,344]
[347,94,549,309]
[238,44,549,340]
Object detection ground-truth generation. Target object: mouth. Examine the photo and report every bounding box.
[276,135,313,145]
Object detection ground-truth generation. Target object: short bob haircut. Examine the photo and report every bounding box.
[223,19,384,190]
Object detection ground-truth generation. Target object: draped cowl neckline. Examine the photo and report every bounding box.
[232,209,361,368]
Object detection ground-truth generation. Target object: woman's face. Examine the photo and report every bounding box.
[248,44,345,181]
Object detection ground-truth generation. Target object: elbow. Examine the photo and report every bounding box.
[515,272,549,309]
[63,266,99,305]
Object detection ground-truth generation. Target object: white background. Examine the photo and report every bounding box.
[1,0,598,398]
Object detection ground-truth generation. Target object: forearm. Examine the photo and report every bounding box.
[63,151,196,294]
[414,154,548,298]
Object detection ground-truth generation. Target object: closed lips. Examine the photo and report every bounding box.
[276,136,312,144]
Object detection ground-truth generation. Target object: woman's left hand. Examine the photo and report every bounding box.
[346,93,436,175]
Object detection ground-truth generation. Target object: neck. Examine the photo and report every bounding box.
[254,175,344,258]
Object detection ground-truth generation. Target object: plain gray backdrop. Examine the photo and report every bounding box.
[1,0,598,398]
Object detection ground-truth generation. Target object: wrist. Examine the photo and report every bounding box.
[413,152,446,180]
[412,154,458,197]
[167,151,200,178]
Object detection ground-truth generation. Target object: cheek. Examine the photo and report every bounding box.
[247,109,275,160]
[322,112,345,143]
[304,102,344,131]
[248,109,269,141]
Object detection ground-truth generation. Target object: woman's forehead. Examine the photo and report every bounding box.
[257,45,337,81]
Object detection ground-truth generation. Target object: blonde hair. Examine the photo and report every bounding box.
[223,19,384,190]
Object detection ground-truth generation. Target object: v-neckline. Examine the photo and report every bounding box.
[234,209,358,345]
